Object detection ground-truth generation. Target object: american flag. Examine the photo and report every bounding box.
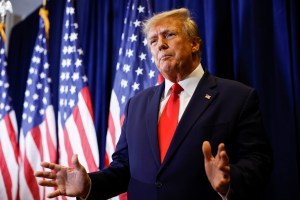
[0,24,19,200]
[58,0,99,177]
[19,9,57,200]
[105,1,158,198]
[106,0,157,165]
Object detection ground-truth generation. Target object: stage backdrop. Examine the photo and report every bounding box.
[7,0,299,199]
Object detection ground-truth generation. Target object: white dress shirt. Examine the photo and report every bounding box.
[158,64,204,122]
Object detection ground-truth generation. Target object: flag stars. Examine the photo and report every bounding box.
[66,7,75,15]
[151,57,155,63]
[36,83,42,89]
[33,93,39,100]
[32,56,41,64]
[133,19,141,27]
[60,73,66,80]
[126,49,134,58]
[28,116,33,123]
[39,109,45,115]
[72,23,78,30]
[42,97,47,104]
[129,34,137,42]
[139,52,146,61]
[72,72,79,81]
[137,5,145,13]
[68,99,75,108]
[22,113,27,120]
[69,33,78,41]
[60,86,66,94]
[120,79,128,88]
[82,75,88,82]
[149,70,155,78]
[2,92,6,98]
[30,104,35,112]
[70,86,76,94]
[75,59,82,67]
[143,38,147,46]
[119,48,123,56]
[40,72,46,79]
[29,67,37,74]
[63,112,67,120]
[135,67,143,76]
[123,64,131,73]
[5,105,10,111]
[65,20,70,28]
[131,82,140,91]
[121,95,126,104]
[27,79,33,85]
[77,48,84,55]
[44,87,49,94]
[65,72,70,80]
[64,33,69,41]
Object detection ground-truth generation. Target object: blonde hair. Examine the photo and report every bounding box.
[142,8,202,57]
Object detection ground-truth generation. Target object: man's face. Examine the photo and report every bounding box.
[147,18,198,82]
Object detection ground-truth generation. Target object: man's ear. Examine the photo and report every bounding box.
[191,41,200,53]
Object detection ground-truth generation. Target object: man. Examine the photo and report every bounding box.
[35,8,272,200]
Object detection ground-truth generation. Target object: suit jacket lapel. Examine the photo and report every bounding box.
[160,72,218,168]
[146,84,164,167]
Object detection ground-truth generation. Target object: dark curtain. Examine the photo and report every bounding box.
[7,0,300,199]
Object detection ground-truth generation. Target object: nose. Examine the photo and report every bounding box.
[158,37,168,51]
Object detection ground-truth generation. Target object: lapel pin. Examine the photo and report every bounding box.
[204,94,211,100]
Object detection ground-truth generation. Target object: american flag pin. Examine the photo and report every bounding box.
[205,94,211,100]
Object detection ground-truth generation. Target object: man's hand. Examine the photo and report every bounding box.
[202,141,230,196]
[34,154,91,199]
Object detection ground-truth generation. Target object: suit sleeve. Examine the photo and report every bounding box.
[87,100,132,199]
[229,89,273,200]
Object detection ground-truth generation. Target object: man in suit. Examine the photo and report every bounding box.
[35,8,272,200]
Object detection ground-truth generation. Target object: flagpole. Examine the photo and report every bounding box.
[0,0,13,42]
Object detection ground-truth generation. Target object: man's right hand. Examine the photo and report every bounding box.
[34,154,91,199]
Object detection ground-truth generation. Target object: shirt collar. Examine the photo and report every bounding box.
[163,63,204,98]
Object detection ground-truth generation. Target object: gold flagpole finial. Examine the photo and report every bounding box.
[0,22,6,42]
[39,7,49,39]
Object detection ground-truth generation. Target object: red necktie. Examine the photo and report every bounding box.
[158,83,183,163]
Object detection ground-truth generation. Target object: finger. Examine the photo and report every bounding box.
[34,171,57,179]
[217,143,225,157]
[202,141,213,161]
[72,154,83,171]
[47,189,62,198]
[220,150,229,163]
[38,179,57,187]
[41,161,62,171]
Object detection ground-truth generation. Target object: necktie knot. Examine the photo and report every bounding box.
[171,83,183,95]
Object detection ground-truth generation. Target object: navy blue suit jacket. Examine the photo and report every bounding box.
[88,71,272,200]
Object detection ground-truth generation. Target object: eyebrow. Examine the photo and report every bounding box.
[148,29,177,39]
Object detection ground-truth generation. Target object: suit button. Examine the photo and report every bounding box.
[155,181,163,188]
